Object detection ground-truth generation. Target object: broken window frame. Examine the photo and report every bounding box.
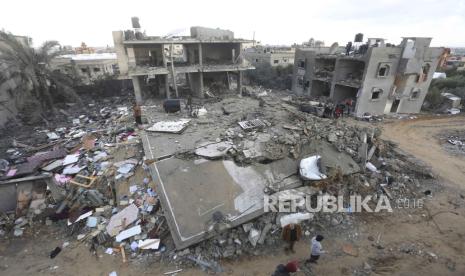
[410,88,421,100]
[297,76,304,87]
[298,59,305,69]
[422,63,431,82]
[377,63,391,78]
[273,59,279,64]
[371,87,383,101]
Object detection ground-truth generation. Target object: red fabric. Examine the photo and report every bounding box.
[286,261,298,272]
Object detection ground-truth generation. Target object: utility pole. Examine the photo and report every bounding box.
[170,43,178,98]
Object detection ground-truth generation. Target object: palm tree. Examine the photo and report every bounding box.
[0,31,80,114]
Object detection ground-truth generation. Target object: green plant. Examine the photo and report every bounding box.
[0,31,80,113]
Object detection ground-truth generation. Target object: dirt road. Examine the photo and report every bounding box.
[382,115,465,189]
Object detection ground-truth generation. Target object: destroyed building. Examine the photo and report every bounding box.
[50,53,118,85]
[292,36,445,116]
[244,46,295,67]
[112,26,254,102]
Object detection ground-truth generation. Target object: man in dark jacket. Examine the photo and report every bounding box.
[282,223,302,253]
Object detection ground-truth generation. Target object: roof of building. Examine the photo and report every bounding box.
[123,38,252,45]
[57,53,117,61]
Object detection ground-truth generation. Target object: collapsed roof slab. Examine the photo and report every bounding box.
[142,132,301,249]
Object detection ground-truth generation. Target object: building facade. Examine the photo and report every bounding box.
[113,26,254,103]
[244,46,295,67]
[292,37,444,116]
[50,53,118,85]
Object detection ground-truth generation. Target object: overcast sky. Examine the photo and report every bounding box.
[1,0,464,48]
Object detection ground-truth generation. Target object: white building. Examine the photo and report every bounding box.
[51,53,118,84]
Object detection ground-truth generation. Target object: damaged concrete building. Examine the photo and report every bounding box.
[50,53,118,85]
[292,37,444,116]
[244,46,295,67]
[113,26,254,102]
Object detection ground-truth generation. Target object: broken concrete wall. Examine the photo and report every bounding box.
[112,31,129,76]
[185,44,200,64]
[354,47,401,116]
[0,174,49,215]
[190,27,234,40]
[292,49,315,96]
[133,45,164,66]
[395,47,444,114]
[202,43,240,64]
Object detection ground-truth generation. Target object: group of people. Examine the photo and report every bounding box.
[272,223,326,275]
[322,98,354,119]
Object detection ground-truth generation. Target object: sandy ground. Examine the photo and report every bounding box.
[1,115,465,276]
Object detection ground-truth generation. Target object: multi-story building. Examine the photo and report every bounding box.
[112,26,254,102]
[244,46,295,67]
[292,37,445,116]
[50,53,118,84]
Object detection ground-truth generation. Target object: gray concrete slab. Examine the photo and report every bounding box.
[142,131,300,249]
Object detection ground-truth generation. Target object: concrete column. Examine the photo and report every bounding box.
[199,72,204,98]
[237,71,243,96]
[132,76,143,104]
[162,44,167,67]
[164,74,170,99]
[238,43,243,64]
[127,47,136,68]
[198,43,203,66]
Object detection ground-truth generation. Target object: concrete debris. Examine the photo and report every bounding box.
[146,119,190,133]
[257,223,272,244]
[115,225,142,242]
[195,141,233,159]
[248,228,261,247]
[106,204,139,236]
[0,86,439,271]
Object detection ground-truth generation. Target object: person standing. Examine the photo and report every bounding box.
[186,95,192,113]
[282,224,302,253]
[345,99,353,115]
[307,234,325,263]
[133,103,142,126]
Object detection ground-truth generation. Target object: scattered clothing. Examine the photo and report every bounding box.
[272,261,298,276]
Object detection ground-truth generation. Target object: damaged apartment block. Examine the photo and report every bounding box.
[292,36,444,116]
[113,26,254,102]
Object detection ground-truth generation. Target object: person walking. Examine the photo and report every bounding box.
[307,234,325,263]
[282,223,302,253]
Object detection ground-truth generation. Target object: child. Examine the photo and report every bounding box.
[307,234,325,263]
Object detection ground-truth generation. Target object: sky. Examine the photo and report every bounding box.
[1,0,464,48]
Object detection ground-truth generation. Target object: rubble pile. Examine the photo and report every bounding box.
[439,129,465,156]
[0,97,173,264]
[0,89,440,272]
[140,89,438,269]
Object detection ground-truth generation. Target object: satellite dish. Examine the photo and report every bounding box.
[329,42,339,54]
